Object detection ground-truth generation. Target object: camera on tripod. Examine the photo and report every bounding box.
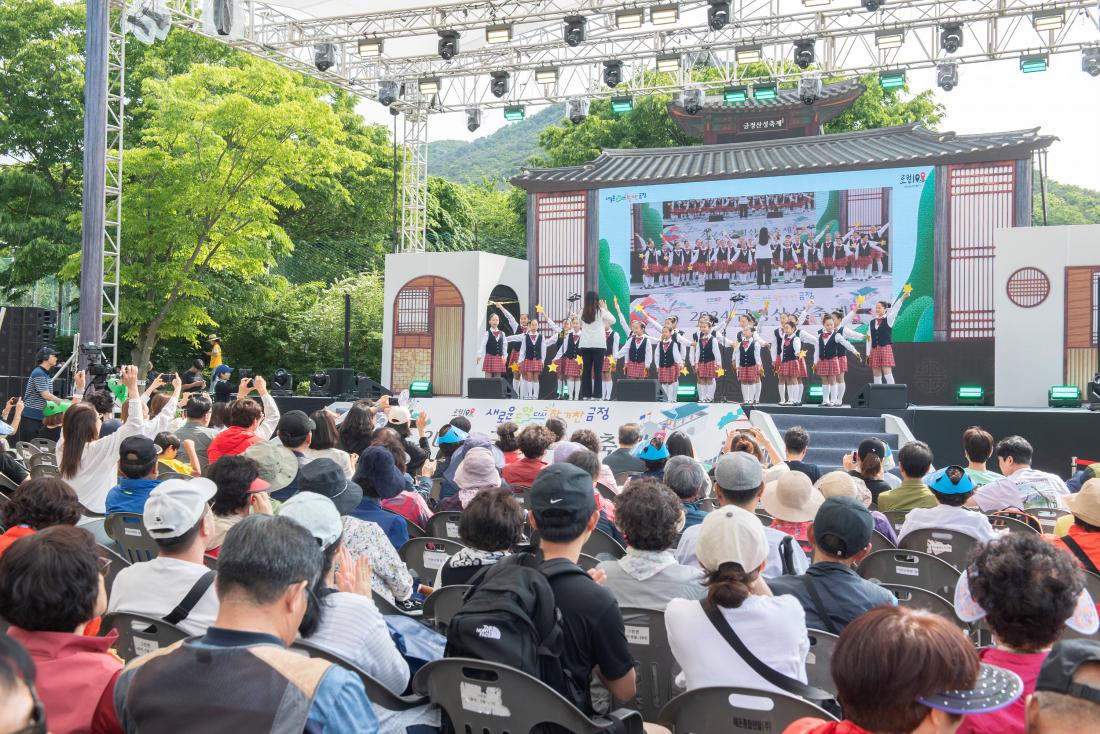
[79,343,119,395]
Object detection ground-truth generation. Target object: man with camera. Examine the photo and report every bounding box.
[19,347,64,442]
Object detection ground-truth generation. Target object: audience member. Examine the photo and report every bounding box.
[663,455,711,529]
[174,394,217,471]
[604,422,646,476]
[437,446,501,511]
[370,427,435,519]
[501,424,551,486]
[1025,640,1100,734]
[897,466,997,543]
[0,477,81,556]
[180,359,207,393]
[1053,477,1100,573]
[677,452,810,578]
[815,470,897,544]
[769,497,896,633]
[435,488,523,587]
[877,441,937,512]
[387,407,431,477]
[544,417,567,449]
[205,377,279,464]
[104,436,161,515]
[972,436,1069,512]
[600,477,705,608]
[208,401,229,430]
[569,429,618,490]
[350,446,410,551]
[666,431,695,459]
[954,533,1091,734]
[784,426,822,484]
[39,399,69,442]
[0,634,41,733]
[206,455,273,554]
[639,437,670,479]
[496,422,521,464]
[211,364,234,403]
[0,526,123,733]
[336,401,376,458]
[844,438,893,505]
[666,506,810,693]
[432,424,467,477]
[108,478,220,636]
[763,471,825,547]
[86,388,122,438]
[304,409,355,479]
[963,426,1003,487]
[112,514,378,732]
[242,441,300,502]
[153,431,199,476]
[784,606,1023,734]
[561,447,624,545]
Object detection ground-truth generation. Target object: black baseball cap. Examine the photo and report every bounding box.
[858,438,887,460]
[1035,639,1100,705]
[812,496,873,559]
[35,347,58,362]
[119,436,160,469]
[276,410,315,442]
[298,458,363,515]
[529,463,596,522]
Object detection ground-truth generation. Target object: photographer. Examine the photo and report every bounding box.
[180,359,206,393]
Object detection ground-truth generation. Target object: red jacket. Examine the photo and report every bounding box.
[206,426,262,465]
[784,720,873,734]
[0,525,35,557]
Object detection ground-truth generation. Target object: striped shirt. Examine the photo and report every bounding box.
[22,366,52,420]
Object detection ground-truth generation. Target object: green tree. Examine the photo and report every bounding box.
[425,176,475,250]
[1033,176,1100,225]
[823,74,943,133]
[462,178,527,259]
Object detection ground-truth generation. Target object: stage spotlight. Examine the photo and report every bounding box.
[313,43,336,72]
[956,385,985,405]
[656,54,681,74]
[676,384,698,401]
[610,95,634,114]
[798,74,822,105]
[465,107,482,132]
[1031,10,1064,32]
[793,39,815,69]
[681,87,704,115]
[309,371,329,397]
[377,79,400,107]
[879,69,906,89]
[937,62,958,91]
[409,380,433,398]
[650,4,680,25]
[875,30,904,50]
[802,0,830,6]
[940,23,963,53]
[567,96,590,124]
[271,368,294,395]
[806,385,824,405]
[358,37,383,57]
[489,71,511,98]
[1020,53,1049,73]
[603,60,624,87]
[736,46,762,65]
[707,0,730,31]
[1048,385,1082,408]
[614,9,644,30]
[485,23,512,44]
[418,77,441,96]
[564,16,586,46]
[1084,48,1100,77]
[862,0,883,11]
[437,30,460,60]
[752,82,777,101]
[535,67,559,85]
[504,105,526,121]
[723,85,748,103]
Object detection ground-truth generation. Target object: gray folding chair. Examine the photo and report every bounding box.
[97,544,131,598]
[428,477,443,508]
[26,452,56,469]
[104,512,160,563]
[596,482,617,500]
[413,658,644,734]
[619,607,680,721]
[511,485,531,509]
[1061,571,1100,641]
[697,497,718,513]
[100,612,189,662]
[897,528,979,570]
[292,640,430,710]
[857,549,961,599]
[399,537,465,583]
[581,527,626,559]
[880,583,965,628]
[755,510,773,527]
[869,529,896,553]
[0,472,19,494]
[658,686,838,732]
[14,442,42,462]
[156,470,189,481]
[988,514,1041,535]
[805,629,839,696]
[577,553,601,571]
[425,511,464,541]
[30,438,56,453]
[422,584,472,633]
[881,510,909,535]
[614,471,639,488]
[202,553,218,570]
[1030,507,1070,534]
[29,464,58,480]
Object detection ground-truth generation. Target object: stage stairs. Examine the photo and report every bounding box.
[755,412,905,475]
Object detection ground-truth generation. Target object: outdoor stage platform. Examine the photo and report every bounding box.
[271,395,1096,479]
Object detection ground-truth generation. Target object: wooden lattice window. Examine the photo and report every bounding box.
[396,288,430,334]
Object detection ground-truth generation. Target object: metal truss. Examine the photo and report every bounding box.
[102,5,126,366]
[399,107,429,253]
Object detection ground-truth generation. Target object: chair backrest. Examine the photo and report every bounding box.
[581,527,626,560]
[371,590,408,616]
[805,629,840,696]
[619,607,680,721]
[880,583,965,628]
[202,553,218,570]
[658,686,838,732]
[1029,507,1070,534]
[26,452,56,468]
[29,464,58,480]
[80,502,106,519]
[412,658,643,734]
[614,471,639,488]
[596,482,617,500]
[428,477,443,508]
[96,544,132,598]
[869,529,897,553]
[425,511,464,541]
[697,497,718,513]
[576,553,600,571]
[100,612,189,662]
[292,640,431,710]
[30,438,55,453]
[14,442,42,461]
[988,513,1042,535]
[881,510,909,535]
[422,584,472,633]
[156,470,189,481]
[856,549,961,599]
[510,485,531,509]
[897,528,979,570]
[1060,572,1100,641]
[405,518,426,540]
[399,536,466,582]
[104,513,160,563]
[0,471,19,494]
[755,510,774,527]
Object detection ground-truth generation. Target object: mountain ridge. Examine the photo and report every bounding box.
[428,104,563,185]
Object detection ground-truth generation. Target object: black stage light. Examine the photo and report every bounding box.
[603,60,624,88]
[941,23,963,53]
[437,30,460,60]
[466,107,482,132]
[564,16,586,46]
[377,80,399,107]
[567,97,589,124]
[793,39,815,69]
[313,43,337,72]
[489,70,511,98]
[708,0,730,31]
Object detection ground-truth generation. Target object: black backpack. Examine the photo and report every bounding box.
[444,552,589,710]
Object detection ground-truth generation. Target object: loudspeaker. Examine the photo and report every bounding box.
[468,377,516,399]
[704,278,730,292]
[804,274,834,289]
[326,368,356,397]
[0,307,57,378]
[855,383,908,409]
[356,376,392,401]
[616,379,659,402]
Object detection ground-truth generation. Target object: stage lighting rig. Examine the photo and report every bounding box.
[466,107,482,132]
[437,30,460,60]
[603,60,624,88]
[271,368,294,396]
[377,80,400,106]
[862,0,884,11]
[707,0,730,31]
[563,16,586,47]
[940,24,963,53]
[567,97,590,124]
[313,43,337,72]
[489,71,511,98]
[357,37,382,57]
[937,62,958,91]
[1084,48,1100,77]
[798,74,822,105]
[793,40,815,69]
[681,87,704,115]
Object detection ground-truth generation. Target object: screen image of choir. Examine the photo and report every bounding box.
[663,193,816,220]
[476,291,910,405]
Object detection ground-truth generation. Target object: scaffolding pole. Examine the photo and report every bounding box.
[399,108,429,253]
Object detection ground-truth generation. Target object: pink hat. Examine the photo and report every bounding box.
[454,447,501,492]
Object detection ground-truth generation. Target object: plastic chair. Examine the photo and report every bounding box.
[14,442,43,461]
[399,537,465,583]
[614,471,640,488]
[989,513,1041,535]
[510,485,531,509]
[880,583,965,628]
[619,607,680,721]
[897,528,979,570]
[596,482,617,500]
[29,464,58,480]
[413,658,644,734]
[405,518,426,540]
[697,497,718,513]
[658,686,838,732]
[80,502,106,519]
[292,640,430,710]
[1061,571,1100,641]
[869,529,897,553]
[882,510,909,535]
[576,553,601,571]
[856,549,961,599]
[425,511,464,541]
[202,553,218,570]
[26,452,56,469]
[805,629,839,696]
[422,584,472,633]
[156,470,190,481]
[581,528,626,559]
[30,438,55,453]
[755,510,774,527]
[104,513,160,563]
[97,544,131,598]
[100,612,189,663]
[1030,507,1070,534]
[0,472,18,494]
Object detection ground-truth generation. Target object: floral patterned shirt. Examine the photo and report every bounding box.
[341,516,415,602]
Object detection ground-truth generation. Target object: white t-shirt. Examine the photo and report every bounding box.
[676,522,810,579]
[577,308,615,349]
[107,556,219,637]
[665,594,809,693]
[897,504,998,543]
[973,468,1069,512]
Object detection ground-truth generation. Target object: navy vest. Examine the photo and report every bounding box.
[738,336,758,367]
[484,330,503,356]
[818,330,840,359]
[870,317,892,347]
[781,336,798,362]
[657,342,676,368]
[697,336,717,363]
[606,330,616,352]
[524,334,543,360]
[562,334,579,358]
[628,337,647,363]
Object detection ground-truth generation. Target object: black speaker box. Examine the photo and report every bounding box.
[804,274,834,289]
[704,278,730,292]
[326,368,356,397]
[0,307,57,378]
[468,377,516,399]
[855,383,908,409]
[616,379,659,402]
[356,376,392,401]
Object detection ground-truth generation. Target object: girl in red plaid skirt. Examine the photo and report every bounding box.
[776,320,808,405]
[637,235,660,290]
[600,301,628,400]
[690,316,734,403]
[798,313,863,406]
[555,316,583,399]
[733,312,769,404]
[615,318,657,380]
[654,326,684,402]
[866,292,908,384]
[834,308,867,406]
[503,312,561,399]
[477,311,509,378]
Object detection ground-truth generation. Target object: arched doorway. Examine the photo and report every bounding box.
[488,284,521,333]
[391,276,464,396]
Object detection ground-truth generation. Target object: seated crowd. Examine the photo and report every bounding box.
[0,365,1098,734]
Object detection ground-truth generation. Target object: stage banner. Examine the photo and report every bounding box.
[411,398,751,464]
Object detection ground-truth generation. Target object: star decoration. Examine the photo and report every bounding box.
[679,366,689,376]
[763,300,770,311]
[510,362,520,373]
[687,265,693,271]
[856,295,866,306]
[608,357,617,367]
[574,356,583,366]
[798,349,808,358]
[633,303,644,312]
[547,362,558,373]
[535,304,545,314]
[902,283,913,295]
[716,367,726,377]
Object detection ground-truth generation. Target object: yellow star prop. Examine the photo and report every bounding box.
[902,283,913,295]
[633,303,644,312]
[856,295,866,306]
[679,366,689,376]
[608,357,617,367]
[715,367,725,377]
[687,265,693,271]
[535,303,544,313]
[574,356,583,366]
[547,362,558,373]
[798,349,808,358]
[510,362,520,373]
[763,300,770,311]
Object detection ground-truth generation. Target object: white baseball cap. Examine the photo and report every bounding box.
[143,478,216,540]
[279,492,343,549]
[695,505,768,573]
